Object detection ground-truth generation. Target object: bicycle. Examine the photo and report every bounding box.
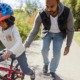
[0,50,24,80]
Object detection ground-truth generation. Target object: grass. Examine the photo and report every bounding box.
[74,31,80,46]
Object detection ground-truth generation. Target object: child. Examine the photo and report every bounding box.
[0,3,35,80]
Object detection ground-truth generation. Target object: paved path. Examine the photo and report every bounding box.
[0,40,80,80]
[25,40,80,80]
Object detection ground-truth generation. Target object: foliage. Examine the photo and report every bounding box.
[74,32,80,46]
[0,41,5,50]
[14,10,40,42]
[63,0,80,31]
[25,0,38,16]
[75,0,80,31]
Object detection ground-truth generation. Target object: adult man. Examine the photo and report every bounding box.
[24,0,74,79]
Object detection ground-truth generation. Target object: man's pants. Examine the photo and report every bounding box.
[41,32,64,73]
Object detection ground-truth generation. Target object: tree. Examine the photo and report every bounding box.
[16,0,24,10]
[63,0,77,17]
[25,0,38,16]
[63,0,80,30]
[75,0,80,31]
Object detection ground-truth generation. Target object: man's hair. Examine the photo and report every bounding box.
[4,16,15,28]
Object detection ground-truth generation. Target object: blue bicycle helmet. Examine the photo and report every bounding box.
[0,3,13,21]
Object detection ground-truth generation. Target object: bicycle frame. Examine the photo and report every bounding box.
[0,60,24,80]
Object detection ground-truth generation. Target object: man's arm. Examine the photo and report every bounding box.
[24,13,42,48]
[66,9,74,46]
[64,9,74,55]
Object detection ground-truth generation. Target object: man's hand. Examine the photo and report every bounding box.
[24,41,29,48]
[2,51,13,60]
[64,46,70,56]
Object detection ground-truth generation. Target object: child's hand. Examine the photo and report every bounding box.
[2,51,13,60]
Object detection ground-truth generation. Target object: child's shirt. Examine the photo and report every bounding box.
[0,25,25,57]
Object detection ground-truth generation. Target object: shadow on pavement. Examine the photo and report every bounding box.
[55,74,63,80]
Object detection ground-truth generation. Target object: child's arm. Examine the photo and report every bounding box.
[9,26,25,57]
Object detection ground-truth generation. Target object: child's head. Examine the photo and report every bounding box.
[0,3,15,30]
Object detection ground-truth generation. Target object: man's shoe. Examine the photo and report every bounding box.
[43,65,48,74]
[30,71,35,80]
[50,72,56,80]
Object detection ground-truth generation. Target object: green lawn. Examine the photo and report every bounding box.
[74,31,80,46]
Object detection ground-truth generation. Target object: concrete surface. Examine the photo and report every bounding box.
[25,40,80,80]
